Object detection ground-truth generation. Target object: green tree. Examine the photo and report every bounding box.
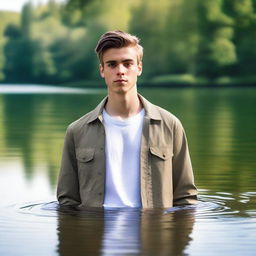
[195,0,237,79]
[224,0,256,76]
[4,24,29,82]
[130,0,171,77]
[4,3,37,82]
[0,11,19,81]
[164,0,199,75]
[130,0,200,79]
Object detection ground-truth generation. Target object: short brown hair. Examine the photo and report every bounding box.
[95,30,143,64]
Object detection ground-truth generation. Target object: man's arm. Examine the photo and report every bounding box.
[172,119,197,206]
[57,126,81,206]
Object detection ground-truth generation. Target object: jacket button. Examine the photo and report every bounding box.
[98,192,102,196]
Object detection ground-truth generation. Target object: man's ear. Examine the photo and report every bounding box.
[99,64,104,78]
[137,61,143,76]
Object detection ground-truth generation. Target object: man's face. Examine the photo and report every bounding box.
[99,46,142,95]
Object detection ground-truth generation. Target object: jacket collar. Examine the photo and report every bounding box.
[86,93,162,124]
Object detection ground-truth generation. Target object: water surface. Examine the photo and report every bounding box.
[0,86,256,255]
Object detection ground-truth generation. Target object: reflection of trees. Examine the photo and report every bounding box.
[3,95,35,179]
[188,88,256,193]
[2,93,105,186]
[39,93,105,187]
[222,89,256,193]
[57,207,195,256]
[141,88,256,193]
[2,88,256,195]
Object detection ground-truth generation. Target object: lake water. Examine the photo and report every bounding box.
[0,85,256,255]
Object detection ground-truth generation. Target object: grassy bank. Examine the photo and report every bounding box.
[2,74,256,88]
[140,74,256,87]
[57,74,256,88]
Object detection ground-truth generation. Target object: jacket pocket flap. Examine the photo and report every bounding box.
[149,146,172,160]
[76,148,95,162]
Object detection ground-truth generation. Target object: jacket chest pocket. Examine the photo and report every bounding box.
[149,146,172,160]
[76,148,95,172]
[149,146,173,174]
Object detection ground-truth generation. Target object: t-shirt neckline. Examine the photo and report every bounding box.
[103,108,145,126]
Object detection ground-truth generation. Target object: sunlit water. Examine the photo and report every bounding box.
[0,85,256,255]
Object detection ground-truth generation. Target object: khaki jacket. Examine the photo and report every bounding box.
[57,95,197,208]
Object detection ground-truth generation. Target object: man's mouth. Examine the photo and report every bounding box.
[114,79,127,83]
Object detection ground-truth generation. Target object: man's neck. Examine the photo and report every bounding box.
[105,89,143,119]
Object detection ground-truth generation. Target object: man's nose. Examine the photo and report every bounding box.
[116,64,125,75]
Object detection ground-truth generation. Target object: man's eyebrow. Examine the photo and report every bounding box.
[105,60,117,64]
[123,59,134,62]
[105,59,134,64]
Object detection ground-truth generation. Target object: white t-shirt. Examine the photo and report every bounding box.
[103,108,145,208]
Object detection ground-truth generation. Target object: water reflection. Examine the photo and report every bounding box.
[102,209,141,255]
[57,207,104,256]
[1,87,256,193]
[143,88,256,193]
[140,208,195,256]
[7,190,256,256]
[56,206,195,256]
[1,87,256,255]
[3,95,36,179]
[0,92,105,189]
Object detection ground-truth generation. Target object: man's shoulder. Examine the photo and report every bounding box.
[69,111,93,127]
[66,96,106,133]
[153,103,177,119]
[147,100,182,128]
[68,110,98,133]
[66,109,99,135]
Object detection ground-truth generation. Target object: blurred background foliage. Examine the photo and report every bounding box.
[1,0,256,86]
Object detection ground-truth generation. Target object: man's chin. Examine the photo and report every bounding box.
[116,88,127,94]
[114,84,128,93]
[108,83,136,95]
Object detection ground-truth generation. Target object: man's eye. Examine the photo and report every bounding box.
[107,63,116,68]
[124,63,133,67]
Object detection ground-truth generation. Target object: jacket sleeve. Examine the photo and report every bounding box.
[172,119,198,206]
[57,125,81,206]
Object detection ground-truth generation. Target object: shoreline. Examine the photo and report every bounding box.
[1,77,256,89]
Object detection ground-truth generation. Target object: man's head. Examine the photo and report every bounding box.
[95,31,143,95]
[95,30,143,65]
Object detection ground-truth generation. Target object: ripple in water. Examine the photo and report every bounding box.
[13,190,256,219]
[1,191,255,256]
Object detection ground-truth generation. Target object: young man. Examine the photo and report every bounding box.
[57,30,197,208]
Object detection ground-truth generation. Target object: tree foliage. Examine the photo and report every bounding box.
[0,11,19,80]
[1,0,256,85]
